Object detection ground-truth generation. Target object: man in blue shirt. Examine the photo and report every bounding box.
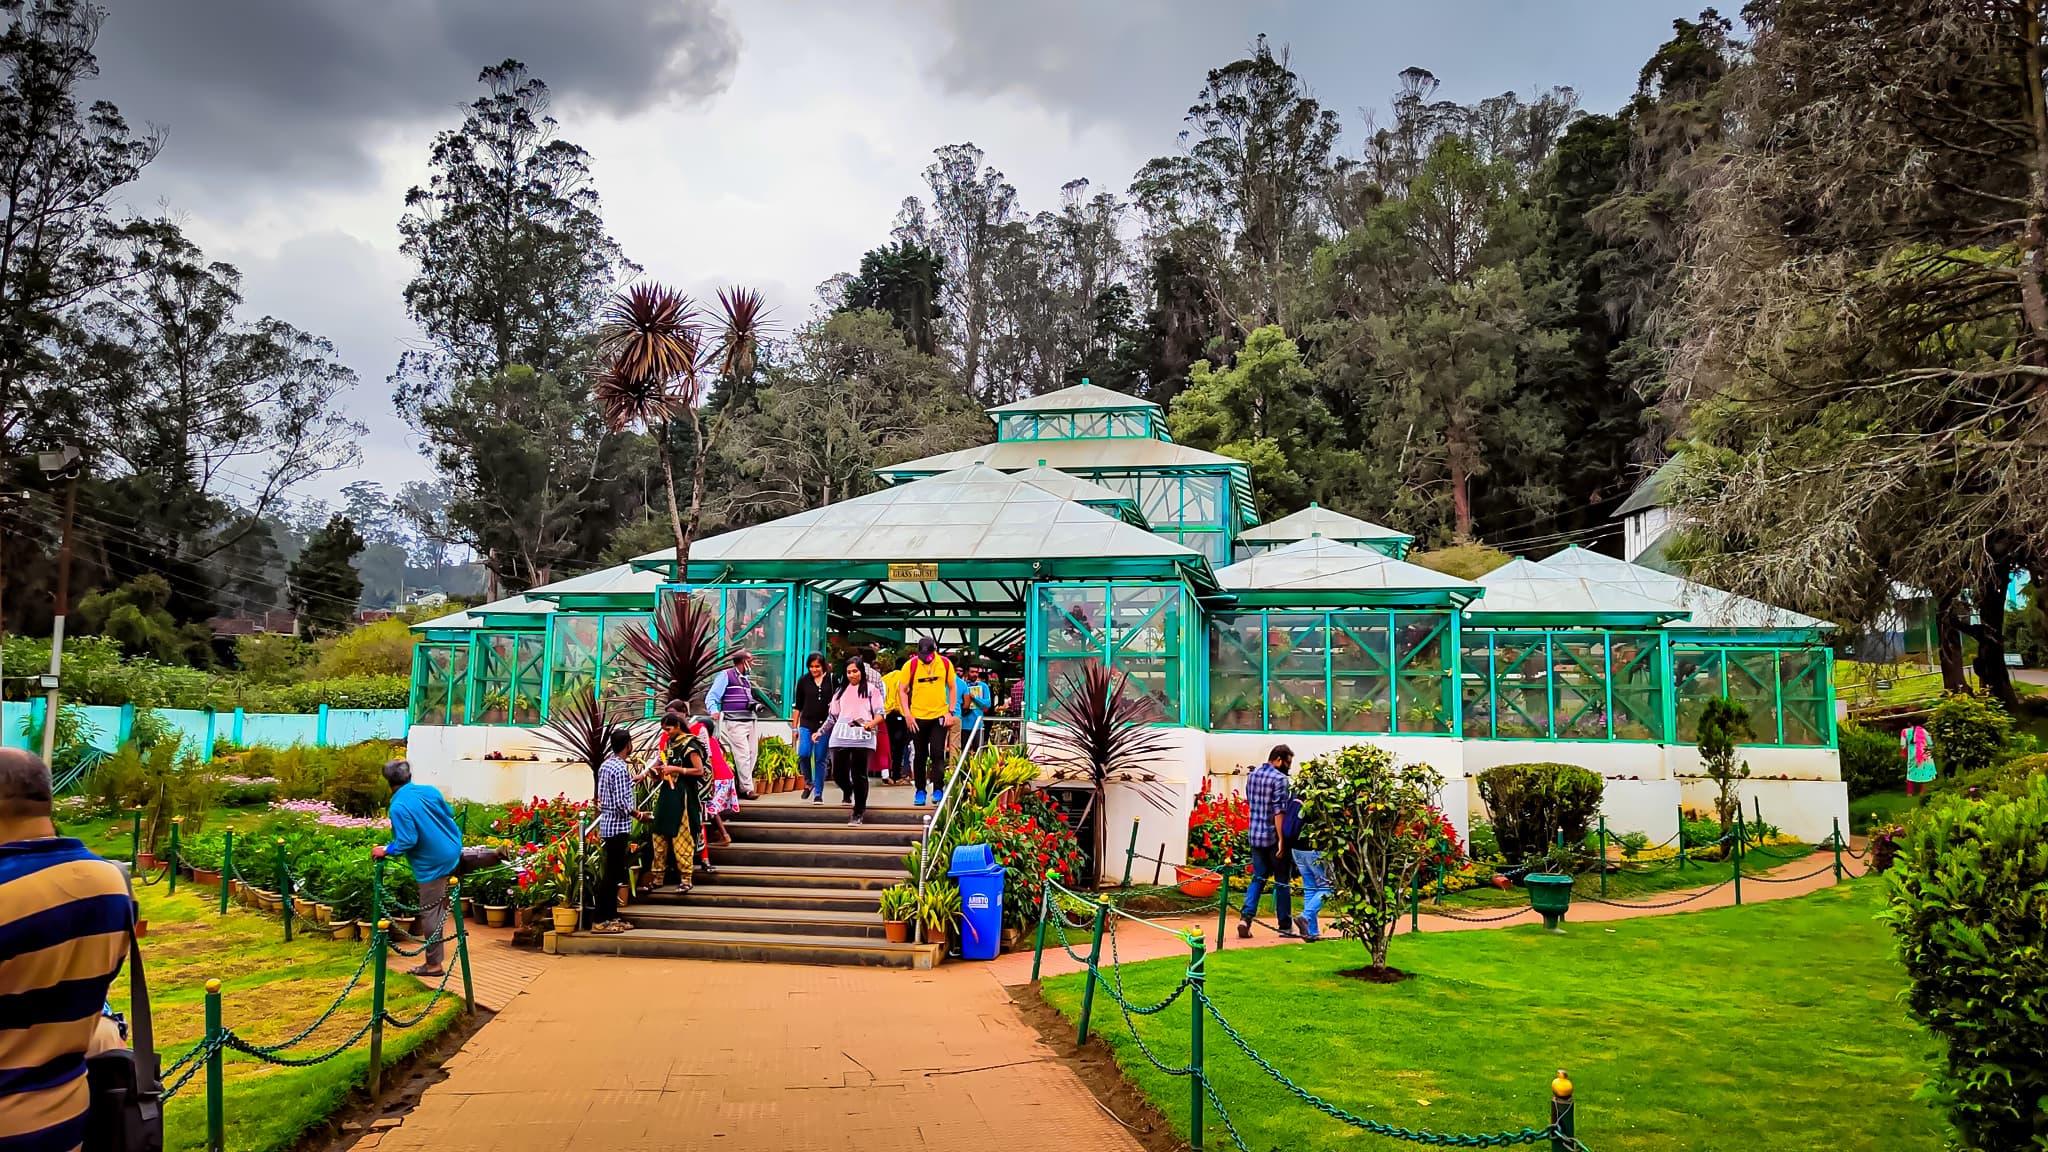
[374,760,463,975]
[1238,745,1296,940]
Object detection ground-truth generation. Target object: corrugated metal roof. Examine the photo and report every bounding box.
[634,464,1202,568]
[1214,538,1477,593]
[1470,558,1689,620]
[1537,546,1833,631]
[1236,503,1412,544]
[1614,457,1684,518]
[986,382,1159,414]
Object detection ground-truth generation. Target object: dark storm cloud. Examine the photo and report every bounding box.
[917,0,1692,146]
[88,0,738,189]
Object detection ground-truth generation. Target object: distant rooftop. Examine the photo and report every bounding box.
[985,382,1159,414]
[1214,537,1479,603]
[1614,457,1684,519]
[1236,503,1412,545]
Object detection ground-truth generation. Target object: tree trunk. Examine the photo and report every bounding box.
[682,404,707,566]
[1934,589,1968,693]
[659,418,686,559]
[1448,451,1474,542]
[1971,560,2020,712]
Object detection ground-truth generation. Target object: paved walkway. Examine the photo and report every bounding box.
[404,922,549,1012]
[359,956,1142,1152]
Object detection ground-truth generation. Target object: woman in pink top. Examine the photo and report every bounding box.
[827,656,886,825]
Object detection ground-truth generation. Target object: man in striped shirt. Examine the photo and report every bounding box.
[1,748,133,1152]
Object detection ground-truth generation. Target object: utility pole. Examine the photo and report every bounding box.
[38,447,80,765]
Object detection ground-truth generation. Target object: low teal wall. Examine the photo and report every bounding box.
[0,700,408,754]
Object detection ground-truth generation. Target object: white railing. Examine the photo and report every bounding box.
[913,717,1003,945]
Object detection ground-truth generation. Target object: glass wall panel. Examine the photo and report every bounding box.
[1550,632,1609,740]
[411,643,469,725]
[1779,649,1829,746]
[1110,584,1182,723]
[1331,612,1393,733]
[1670,643,1831,747]
[1486,633,1551,738]
[548,615,603,709]
[471,632,545,725]
[1208,615,1264,729]
[1181,474,1224,526]
[1264,613,1328,731]
[1073,412,1110,438]
[1459,634,1494,737]
[1672,646,1725,744]
[1609,635,1664,741]
[1393,614,1453,733]
[1726,648,1779,742]
[1109,412,1150,437]
[1035,583,1189,724]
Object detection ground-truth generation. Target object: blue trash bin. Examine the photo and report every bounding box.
[948,844,1005,961]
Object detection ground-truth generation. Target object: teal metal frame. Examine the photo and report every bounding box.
[1205,608,1460,737]
[1028,581,1200,727]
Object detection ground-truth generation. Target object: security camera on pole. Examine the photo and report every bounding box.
[37,446,81,765]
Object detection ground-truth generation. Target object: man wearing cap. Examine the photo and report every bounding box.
[706,650,768,800]
[896,637,957,806]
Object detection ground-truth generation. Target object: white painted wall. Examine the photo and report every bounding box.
[1461,740,1669,780]
[1678,777,1850,843]
[1624,507,1672,562]
[405,721,797,804]
[1664,744,1841,781]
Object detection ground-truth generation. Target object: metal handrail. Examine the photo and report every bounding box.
[914,717,995,944]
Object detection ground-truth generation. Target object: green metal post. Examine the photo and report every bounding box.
[1598,816,1607,897]
[218,831,233,914]
[204,979,224,1152]
[1753,795,1763,838]
[1031,871,1052,982]
[277,839,293,943]
[1676,805,1686,871]
[1832,817,1844,883]
[1733,812,1744,907]
[371,854,386,929]
[1411,878,1420,933]
[368,920,389,1095]
[1075,899,1108,1046]
[129,808,143,865]
[1215,872,1229,951]
[451,879,474,1013]
[1550,1070,1576,1152]
[1120,818,1140,887]
[167,818,181,896]
[1188,929,1207,1150]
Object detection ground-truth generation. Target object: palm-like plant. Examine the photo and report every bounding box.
[1035,663,1176,881]
[537,685,628,787]
[625,592,720,716]
[594,281,770,567]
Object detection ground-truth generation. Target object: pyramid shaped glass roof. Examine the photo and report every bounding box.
[1213,538,1479,605]
[1236,503,1412,544]
[1012,465,1149,527]
[1470,557,1689,624]
[986,382,1159,414]
[1537,546,1832,631]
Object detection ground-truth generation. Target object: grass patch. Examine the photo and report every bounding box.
[112,884,465,1152]
[1043,882,1942,1151]
[1850,791,1917,833]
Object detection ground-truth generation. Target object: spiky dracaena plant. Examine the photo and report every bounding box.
[626,593,721,717]
[537,685,623,790]
[1035,663,1175,880]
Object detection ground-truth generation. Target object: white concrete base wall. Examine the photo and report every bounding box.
[1029,724,1207,876]
[1665,744,1842,781]
[1678,778,1850,843]
[1201,732,1471,841]
[1593,779,1684,842]
[1461,740,1669,780]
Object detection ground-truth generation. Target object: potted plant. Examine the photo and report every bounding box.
[920,881,962,951]
[877,884,916,943]
[328,918,357,941]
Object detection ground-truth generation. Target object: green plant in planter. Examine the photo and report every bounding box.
[920,881,962,939]
[180,831,226,872]
[876,884,916,923]
[466,866,514,907]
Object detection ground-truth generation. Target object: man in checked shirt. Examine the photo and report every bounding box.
[1238,745,1297,940]
[591,728,648,934]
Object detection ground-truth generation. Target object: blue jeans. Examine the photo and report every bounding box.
[1239,844,1292,928]
[1290,849,1329,938]
[796,725,830,794]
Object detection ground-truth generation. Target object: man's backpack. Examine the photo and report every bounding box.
[86,869,164,1152]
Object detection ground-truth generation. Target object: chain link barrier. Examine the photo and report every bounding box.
[1744,862,1840,885]
[1428,904,1541,924]
[1579,877,1735,910]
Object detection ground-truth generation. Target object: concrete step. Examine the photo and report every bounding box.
[726,803,929,827]
[689,863,906,891]
[726,820,925,848]
[710,842,910,871]
[622,903,886,939]
[554,926,943,969]
[637,884,882,913]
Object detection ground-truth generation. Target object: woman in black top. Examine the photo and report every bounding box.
[791,652,836,803]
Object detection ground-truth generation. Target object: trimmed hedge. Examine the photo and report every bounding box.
[1838,720,1903,798]
[1474,762,1604,863]
[1,634,405,712]
[1885,776,2048,1150]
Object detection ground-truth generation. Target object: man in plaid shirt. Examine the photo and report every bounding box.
[592,728,645,934]
[1239,745,1296,939]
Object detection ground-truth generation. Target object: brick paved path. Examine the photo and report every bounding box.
[362,955,1142,1152]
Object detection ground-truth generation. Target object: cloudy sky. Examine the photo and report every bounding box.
[88,0,1697,507]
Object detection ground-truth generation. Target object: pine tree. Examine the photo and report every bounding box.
[287,514,365,639]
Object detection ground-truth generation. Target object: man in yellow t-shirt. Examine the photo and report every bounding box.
[881,657,910,783]
[898,637,957,806]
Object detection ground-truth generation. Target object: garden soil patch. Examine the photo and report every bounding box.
[1010,985,1187,1152]
[1335,965,1414,984]
[315,1007,493,1152]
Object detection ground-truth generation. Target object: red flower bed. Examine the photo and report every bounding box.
[1187,782,1250,870]
[980,789,1088,930]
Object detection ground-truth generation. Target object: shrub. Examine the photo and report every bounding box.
[1296,743,1446,974]
[1930,751,2048,804]
[1466,819,1502,863]
[1883,777,2048,1151]
[214,777,279,807]
[1837,720,1903,798]
[310,618,418,679]
[1697,696,1751,829]
[1929,691,2015,778]
[1474,762,1604,862]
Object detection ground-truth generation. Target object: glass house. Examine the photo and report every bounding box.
[407,383,1846,842]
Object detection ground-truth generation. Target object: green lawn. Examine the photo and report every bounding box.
[1043,882,1943,1152]
[111,883,466,1152]
[1850,790,1917,833]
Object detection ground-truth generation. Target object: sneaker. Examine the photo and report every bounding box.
[812,793,824,804]
[932,790,944,807]
[850,815,866,826]
[1236,918,1252,940]
[914,790,928,806]
[801,784,813,800]
[1293,915,1313,938]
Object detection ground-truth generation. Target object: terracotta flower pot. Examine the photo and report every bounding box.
[884,920,912,943]
[329,920,356,941]
[513,906,535,930]
[551,906,580,935]
[1174,865,1223,899]
[315,904,333,927]
[136,851,156,872]
[134,919,148,939]
[193,868,221,887]
[484,904,510,928]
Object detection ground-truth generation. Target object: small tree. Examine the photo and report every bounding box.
[1295,744,1445,976]
[1696,696,1750,831]
[1928,690,2015,780]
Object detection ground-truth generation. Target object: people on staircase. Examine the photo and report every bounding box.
[592,727,648,935]
[706,650,769,800]
[829,656,887,825]
[881,654,910,783]
[646,736,697,895]
[959,663,993,746]
[793,652,834,803]
[683,716,731,868]
[899,637,958,807]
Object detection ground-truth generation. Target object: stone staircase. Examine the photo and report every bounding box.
[553,795,947,969]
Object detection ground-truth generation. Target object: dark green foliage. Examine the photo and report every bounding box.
[1884,777,2048,1151]
[287,514,365,638]
[1838,720,1904,798]
[75,576,214,665]
[1474,762,1604,862]
[841,240,944,354]
[1697,696,1751,829]
[1929,691,2015,779]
